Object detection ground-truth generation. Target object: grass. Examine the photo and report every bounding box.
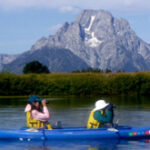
[0,72,150,96]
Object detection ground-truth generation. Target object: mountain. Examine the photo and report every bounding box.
[2,9,150,73]
[31,9,150,72]
[3,47,89,73]
[0,54,18,71]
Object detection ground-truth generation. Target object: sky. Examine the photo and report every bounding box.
[0,0,150,54]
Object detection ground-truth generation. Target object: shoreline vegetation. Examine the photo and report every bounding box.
[0,72,150,96]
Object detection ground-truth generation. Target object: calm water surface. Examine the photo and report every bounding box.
[0,95,150,150]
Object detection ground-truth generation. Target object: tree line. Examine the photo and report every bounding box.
[0,72,150,96]
[22,61,122,74]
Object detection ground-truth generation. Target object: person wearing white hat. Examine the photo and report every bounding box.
[87,100,114,128]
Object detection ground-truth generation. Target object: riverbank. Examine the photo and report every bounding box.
[0,72,150,96]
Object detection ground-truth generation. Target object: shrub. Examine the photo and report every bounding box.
[23,61,50,74]
[0,72,150,96]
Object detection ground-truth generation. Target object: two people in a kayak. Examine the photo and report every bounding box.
[25,96,114,129]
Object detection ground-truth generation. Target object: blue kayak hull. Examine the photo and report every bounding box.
[0,126,150,141]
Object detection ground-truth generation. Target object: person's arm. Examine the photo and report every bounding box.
[94,110,113,124]
[31,100,50,122]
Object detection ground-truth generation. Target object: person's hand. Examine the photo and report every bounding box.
[41,99,47,106]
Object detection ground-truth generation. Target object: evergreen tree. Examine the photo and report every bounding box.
[23,61,50,74]
[105,68,112,73]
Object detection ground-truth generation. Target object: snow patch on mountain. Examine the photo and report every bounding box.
[85,16,95,32]
[84,16,102,48]
[2,9,150,73]
[86,32,103,48]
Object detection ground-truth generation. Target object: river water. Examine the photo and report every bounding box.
[0,95,150,149]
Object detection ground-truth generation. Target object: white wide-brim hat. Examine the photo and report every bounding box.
[94,100,109,111]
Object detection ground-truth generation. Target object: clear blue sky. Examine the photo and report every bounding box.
[0,0,150,54]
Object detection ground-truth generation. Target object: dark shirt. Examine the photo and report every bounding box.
[93,109,113,124]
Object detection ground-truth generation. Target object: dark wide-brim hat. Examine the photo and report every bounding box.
[28,95,42,103]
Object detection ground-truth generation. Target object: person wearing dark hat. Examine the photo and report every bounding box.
[24,95,52,129]
[87,100,114,128]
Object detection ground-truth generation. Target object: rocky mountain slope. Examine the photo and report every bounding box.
[31,9,150,72]
[0,54,18,71]
[3,47,89,73]
[2,9,150,73]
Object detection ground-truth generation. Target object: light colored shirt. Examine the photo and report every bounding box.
[24,104,50,122]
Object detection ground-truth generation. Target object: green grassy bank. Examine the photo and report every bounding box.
[0,72,150,96]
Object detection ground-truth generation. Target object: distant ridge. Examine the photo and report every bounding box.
[2,47,89,73]
[1,9,150,73]
[0,54,18,71]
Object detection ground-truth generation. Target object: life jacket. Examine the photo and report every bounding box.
[87,109,104,129]
[26,111,52,130]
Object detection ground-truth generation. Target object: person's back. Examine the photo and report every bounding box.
[87,100,114,128]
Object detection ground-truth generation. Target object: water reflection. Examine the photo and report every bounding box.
[0,96,150,149]
[0,95,150,108]
[0,139,120,150]
[1,139,150,150]
[0,95,150,128]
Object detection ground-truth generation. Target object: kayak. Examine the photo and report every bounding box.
[0,126,150,141]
